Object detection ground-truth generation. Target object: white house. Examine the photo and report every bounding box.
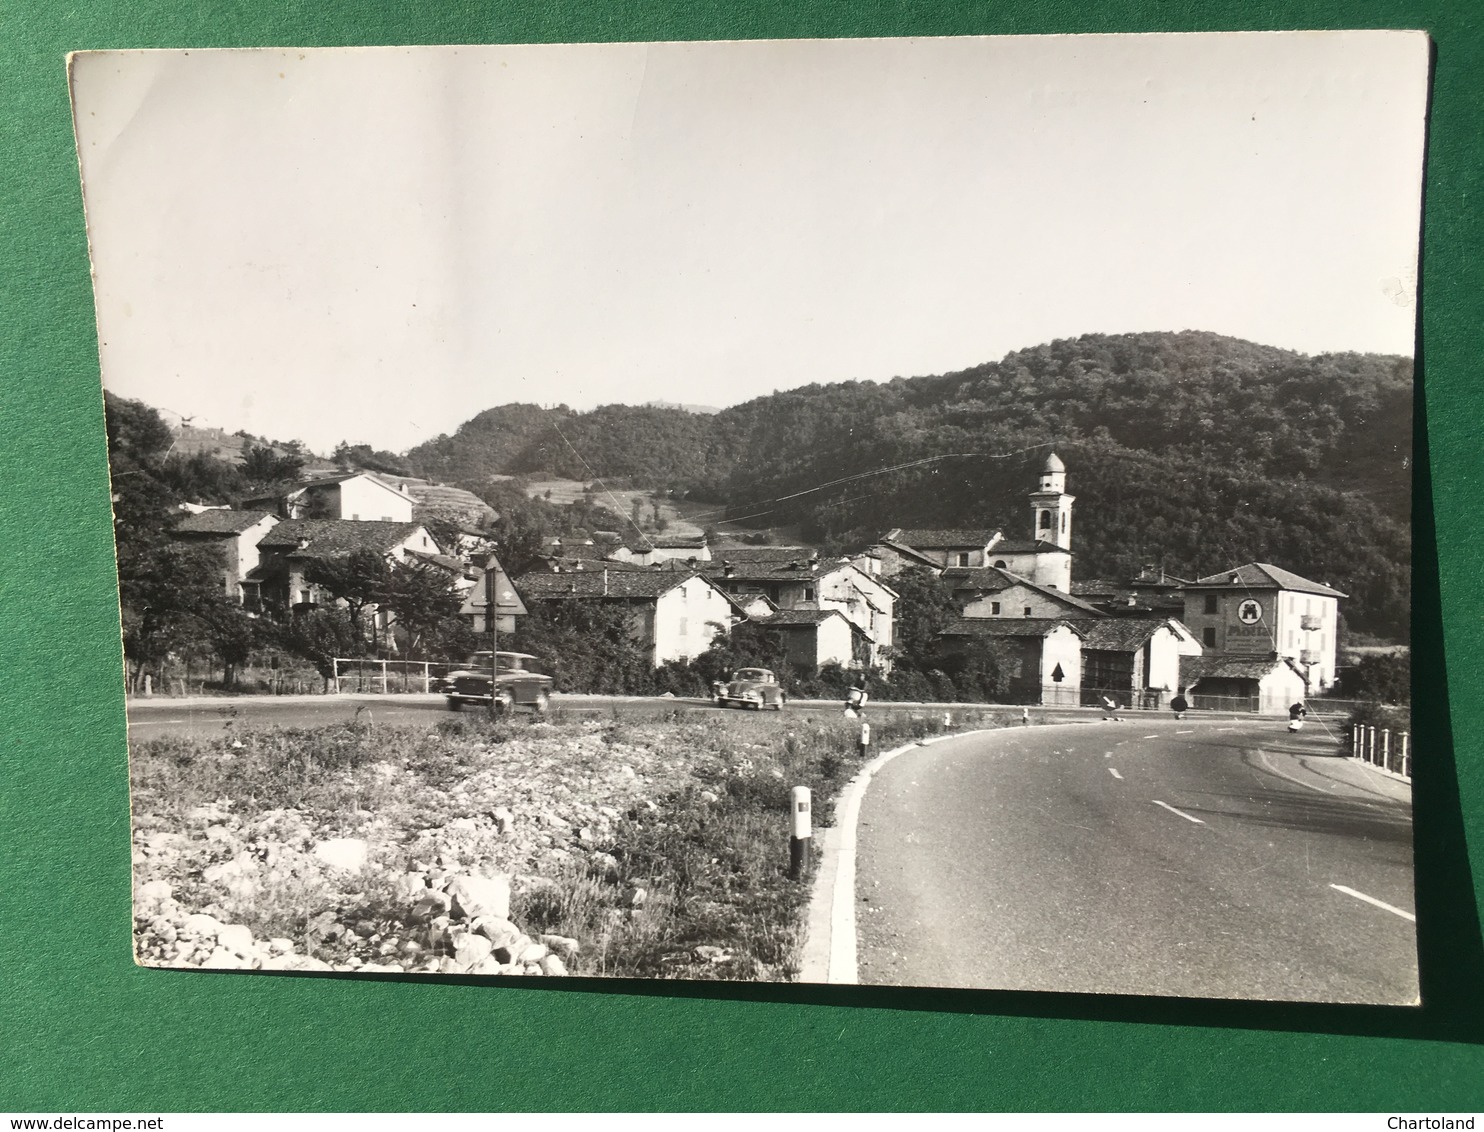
[277,472,416,523]
[514,569,737,666]
[170,509,281,601]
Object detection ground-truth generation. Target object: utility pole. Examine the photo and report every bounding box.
[486,554,499,721]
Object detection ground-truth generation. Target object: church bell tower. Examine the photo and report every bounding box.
[1029,452,1074,551]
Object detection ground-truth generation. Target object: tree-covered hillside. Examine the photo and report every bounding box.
[405,332,1412,637]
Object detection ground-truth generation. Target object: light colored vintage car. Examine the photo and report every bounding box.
[444,651,553,714]
[712,667,787,711]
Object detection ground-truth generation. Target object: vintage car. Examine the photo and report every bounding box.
[712,667,787,710]
[444,651,554,714]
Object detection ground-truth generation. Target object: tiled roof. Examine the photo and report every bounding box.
[1079,618,1174,651]
[1184,563,1347,598]
[703,558,823,582]
[515,570,716,601]
[756,608,847,627]
[173,509,277,535]
[1179,655,1306,684]
[625,534,708,551]
[940,617,1086,639]
[257,519,423,557]
[872,541,943,569]
[946,566,1104,615]
[884,528,1000,549]
[710,546,819,564]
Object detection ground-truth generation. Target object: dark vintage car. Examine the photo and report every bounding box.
[712,667,787,711]
[443,651,554,714]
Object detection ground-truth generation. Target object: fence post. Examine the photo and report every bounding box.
[380,659,388,694]
[1381,728,1390,772]
[332,658,339,694]
[423,662,431,694]
[1400,731,1410,778]
[1352,723,1360,757]
[1367,726,1377,765]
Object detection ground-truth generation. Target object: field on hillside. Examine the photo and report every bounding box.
[129,706,1012,981]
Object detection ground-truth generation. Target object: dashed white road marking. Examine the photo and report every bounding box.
[1175,729,1195,735]
[1330,884,1416,923]
[1152,799,1205,824]
[1218,727,1237,731]
[130,719,186,726]
[1142,734,1160,739]
[1108,768,1123,780]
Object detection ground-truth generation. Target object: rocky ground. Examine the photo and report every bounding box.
[129,707,996,980]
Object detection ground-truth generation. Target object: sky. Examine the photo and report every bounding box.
[71,33,1429,455]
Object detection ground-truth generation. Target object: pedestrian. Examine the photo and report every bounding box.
[844,678,869,719]
[1288,700,1307,733]
[1170,691,1189,720]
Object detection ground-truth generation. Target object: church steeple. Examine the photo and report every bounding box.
[1029,451,1074,552]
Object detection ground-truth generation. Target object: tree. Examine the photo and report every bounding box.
[269,609,368,683]
[884,567,961,675]
[241,445,304,491]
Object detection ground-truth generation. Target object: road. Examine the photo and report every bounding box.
[854,718,1418,1003]
[123,692,1112,739]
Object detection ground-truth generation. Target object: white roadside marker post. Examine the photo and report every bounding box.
[789,786,812,880]
[858,721,871,760]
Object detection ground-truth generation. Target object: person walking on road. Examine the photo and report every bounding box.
[1170,691,1189,720]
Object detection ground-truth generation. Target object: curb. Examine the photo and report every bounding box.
[798,727,1002,985]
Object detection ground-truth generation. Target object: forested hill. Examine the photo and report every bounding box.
[405,331,1413,637]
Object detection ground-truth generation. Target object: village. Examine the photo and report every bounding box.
[163,443,1343,715]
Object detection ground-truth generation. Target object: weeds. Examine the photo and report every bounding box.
[130,704,1003,980]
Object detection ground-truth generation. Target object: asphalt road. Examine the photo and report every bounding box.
[854,718,1418,1003]
[124,693,1091,739]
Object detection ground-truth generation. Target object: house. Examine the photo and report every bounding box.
[170,509,280,601]
[1178,654,1309,715]
[939,617,1086,705]
[248,471,415,523]
[945,566,1103,620]
[1180,563,1346,690]
[1072,566,1188,617]
[874,452,1076,591]
[247,519,442,610]
[751,608,870,669]
[1078,617,1203,709]
[514,569,737,666]
[703,554,897,668]
[609,534,712,566]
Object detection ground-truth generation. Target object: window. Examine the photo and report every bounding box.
[351,513,359,520]
[1061,513,1067,532]
[1202,626,1216,647]
[1024,606,1033,617]
[993,559,1006,568]
[678,617,688,636]
[803,587,815,602]
[1039,510,1051,530]
[1203,594,1218,615]
[956,552,970,567]
[991,601,1001,615]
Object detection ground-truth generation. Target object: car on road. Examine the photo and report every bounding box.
[444,651,554,714]
[712,667,787,710]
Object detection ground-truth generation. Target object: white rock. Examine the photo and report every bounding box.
[181,913,223,940]
[446,873,510,921]
[358,962,403,973]
[312,838,369,872]
[409,888,452,921]
[267,937,295,955]
[453,934,494,969]
[539,954,569,976]
[135,879,173,907]
[216,923,255,956]
[392,872,428,902]
[199,947,245,969]
[516,942,549,964]
[491,807,515,834]
[472,916,521,947]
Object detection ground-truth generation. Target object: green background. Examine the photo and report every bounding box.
[3,0,1481,1112]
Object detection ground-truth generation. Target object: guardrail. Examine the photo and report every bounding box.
[1352,723,1411,781]
[331,659,461,694]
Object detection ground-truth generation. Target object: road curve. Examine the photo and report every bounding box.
[853,718,1418,1004]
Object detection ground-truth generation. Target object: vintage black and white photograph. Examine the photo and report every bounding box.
[71,33,1425,1001]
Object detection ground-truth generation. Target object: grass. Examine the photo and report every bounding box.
[129,705,1012,979]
